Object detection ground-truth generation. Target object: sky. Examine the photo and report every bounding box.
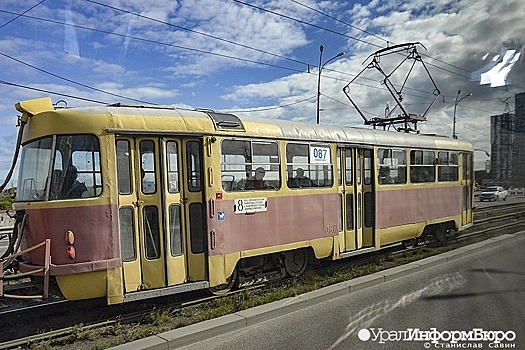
[0,0,524,186]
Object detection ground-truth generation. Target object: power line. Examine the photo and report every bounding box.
[0,6,455,104]
[284,0,514,86]
[0,52,155,104]
[230,0,487,92]
[0,9,308,75]
[0,79,108,104]
[0,8,406,103]
[85,0,309,69]
[85,0,387,90]
[231,0,383,49]
[2,4,521,116]
[0,0,47,29]
[288,0,388,44]
[86,0,454,100]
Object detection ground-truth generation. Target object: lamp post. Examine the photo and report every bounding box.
[316,45,344,124]
[452,89,472,139]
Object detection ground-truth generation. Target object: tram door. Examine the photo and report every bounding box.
[117,137,207,293]
[339,147,374,252]
[461,152,474,227]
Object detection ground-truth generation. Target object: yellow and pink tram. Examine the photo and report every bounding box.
[10,97,474,304]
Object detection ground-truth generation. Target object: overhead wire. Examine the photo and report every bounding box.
[0,9,308,75]
[0,0,47,29]
[0,79,108,104]
[71,2,447,101]
[0,1,520,114]
[288,0,389,45]
[85,0,309,68]
[288,0,523,93]
[236,0,473,80]
[0,52,155,105]
[0,7,425,105]
[0,2,483,108]
[87,0,436,100]
[231,0,383,49]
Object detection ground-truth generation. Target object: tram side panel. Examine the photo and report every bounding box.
[374,147,469,246]
[17,203,121,300]
[375,185,462,245]
[206,192,339,286]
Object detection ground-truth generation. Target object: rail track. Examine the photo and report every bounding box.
[1,201,524,350]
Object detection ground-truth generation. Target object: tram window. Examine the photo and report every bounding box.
[140,140,157,194]
[186,141,202,192]
[345,150,353,186]
[338,194,343,231]
[189,203,205,254]
[364,192,374,227]
[356,153,361,185]
[463,153,473,181]
[17,137,53,201]
[357,193,362,229]
[221,139,280,191]
[143,206,160,259]
[169,204,183,256]
[377,148,406,185]
[337,149,352,186]
[17,135,102,201]
[337,149,342,186]
[58,135,102,199]
[410,150,435,183]
[116,140,132,194]
[363,149,372,185]
[119,207,136,262]
[166,141,179,193]
[286,143,333,189]
[438,151,459,181]
[346,194,354,230]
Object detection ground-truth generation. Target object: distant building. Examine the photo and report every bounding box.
[514,92,525,187]
[490,112,514,188]
[489,92,525,188]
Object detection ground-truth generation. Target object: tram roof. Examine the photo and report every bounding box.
[238,116,472,151]
[17,98,474,152]
[104,105,472,151]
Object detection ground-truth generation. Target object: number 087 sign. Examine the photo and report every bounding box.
[310,146,331,164]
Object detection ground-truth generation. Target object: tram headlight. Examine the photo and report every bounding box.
[65,230,75,245]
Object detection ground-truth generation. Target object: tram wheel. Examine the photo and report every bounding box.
[284,249,308,277]
[402,238,418,249]
[434,228,447,243]
[208,268,239,295]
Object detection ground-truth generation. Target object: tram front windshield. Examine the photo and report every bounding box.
[16,135,102,201]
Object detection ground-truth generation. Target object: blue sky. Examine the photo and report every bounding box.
[1,0,524,185]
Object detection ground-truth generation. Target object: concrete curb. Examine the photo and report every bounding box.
[110,231,524,350]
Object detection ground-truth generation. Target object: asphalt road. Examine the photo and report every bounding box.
[179,233,525,350]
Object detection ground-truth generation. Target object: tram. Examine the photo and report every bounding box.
[6,97,474,304]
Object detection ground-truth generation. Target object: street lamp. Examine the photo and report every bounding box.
[452,89,472,139]
[316,45,345,124]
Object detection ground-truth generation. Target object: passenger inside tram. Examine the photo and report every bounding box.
[61,165,88,199]
[245,167,268,189]
[289,167,312,188]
